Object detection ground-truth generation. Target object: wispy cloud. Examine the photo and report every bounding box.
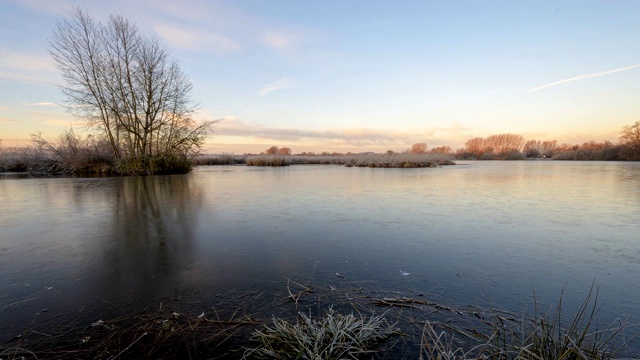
[258,77,296,96]
[22,102,60,107]
[527,64,640,93]
[0,118,15,123]
[0,51,58,85]
[153,23,241,54]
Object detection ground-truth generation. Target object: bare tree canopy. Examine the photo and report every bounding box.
[621,121,640,158]
[408,142,427,154]
[49,8,215,174]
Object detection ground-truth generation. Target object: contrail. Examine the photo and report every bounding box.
[526,63,640,93]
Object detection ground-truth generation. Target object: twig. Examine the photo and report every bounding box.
[106,332,147,360]
[1,347,39,360]
[0,297,41,312]
[96,295,123,313]
[15,312,39,358]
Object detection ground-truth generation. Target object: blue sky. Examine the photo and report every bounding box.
[2,0,640,153]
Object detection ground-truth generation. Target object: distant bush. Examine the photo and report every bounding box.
[502,151,525,160]
[0,144,52,173]
[31,130,117,174]
[479,152,495,160]
[552,144,637,161]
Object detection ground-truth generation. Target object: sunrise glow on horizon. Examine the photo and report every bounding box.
[2,1,640,154]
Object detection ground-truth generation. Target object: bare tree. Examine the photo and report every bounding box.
[408,142,428,154]
[278,147,292,155]
[541,140,558,158]
[484,133,525,155]
[621,121,640,158]
[49,8,215,173]
[464,137,486,158]
[265,146,279,155]
[523,139,541,158]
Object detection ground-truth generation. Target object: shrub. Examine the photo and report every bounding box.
[479,152,495,160]
[503,152,525,160]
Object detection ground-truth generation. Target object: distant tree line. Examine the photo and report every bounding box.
[256,122,640,162]
[453,124,639,161]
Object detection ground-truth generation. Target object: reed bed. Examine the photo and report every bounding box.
[192,153,455,168]
[291,153,455,168]
[245,155,291,166]
[193,153,247,165]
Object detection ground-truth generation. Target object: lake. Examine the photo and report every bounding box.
[1,161,639,357]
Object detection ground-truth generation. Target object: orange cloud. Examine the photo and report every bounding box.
[213,117,472,151]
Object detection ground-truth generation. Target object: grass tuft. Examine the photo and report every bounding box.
[243,307,396,359]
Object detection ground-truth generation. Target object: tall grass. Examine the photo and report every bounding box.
[489,286,632,360]
[420,286,633,360]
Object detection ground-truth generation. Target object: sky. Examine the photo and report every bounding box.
[2,0,640,154]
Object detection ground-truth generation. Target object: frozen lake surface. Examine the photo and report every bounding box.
[1,161,639,356]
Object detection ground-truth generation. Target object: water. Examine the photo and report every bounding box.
[1,161,639,355]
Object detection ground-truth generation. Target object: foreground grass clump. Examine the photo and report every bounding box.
[419,286,633,360]
[489,287,631,360]
[244,307,396,359]
[246,155,291,166]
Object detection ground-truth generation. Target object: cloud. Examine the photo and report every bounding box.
[215,116,469,149]
[153,23,241,54]
[0,118,15,123]
[258,77,296,96]
[43,118,74,127]
[22,102,60,107]
[260,31,305,50]
[527,63,640,93]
